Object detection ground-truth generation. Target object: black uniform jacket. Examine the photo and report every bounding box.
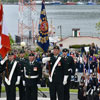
[63,56,75,83]
[0,60,20,85]
[24,60,42,86]
[49,55,67,84]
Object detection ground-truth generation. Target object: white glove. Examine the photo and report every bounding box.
[16,76,21,85]
[93,86,96,91]
[86,92,88,95]
[90,89,93,95]
[5,77,11,85]
[49,77,52,82]
[23,81,25,86]
[42,57,50,64]
[76,68,78,72]
[86,88,91,95]
[63,75,68,85]
[1,56,8,65]
[68,68,72,73]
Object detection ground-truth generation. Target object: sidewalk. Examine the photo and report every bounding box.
[0,97,50,100]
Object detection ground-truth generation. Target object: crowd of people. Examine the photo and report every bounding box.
[0,43,100,100]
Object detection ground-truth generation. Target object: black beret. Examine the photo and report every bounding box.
[20,50,25,53]
[8,52,14,56]
[29,53,34,56]
[62,48,69,52]
[53,46,60,50]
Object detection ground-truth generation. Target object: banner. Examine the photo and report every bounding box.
[37,0,49,52]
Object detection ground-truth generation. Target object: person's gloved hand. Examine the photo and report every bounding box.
[23,81,25,86]
[16,76,21,85]
[49,77,52,82]
[1,56,8,65]
[63,75,68,85]
[42,57,50,64]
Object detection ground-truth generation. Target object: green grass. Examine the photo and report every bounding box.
[39,88,78,93]
[70,89,78,93]
[39,88,49,91]
[1,86,78,93]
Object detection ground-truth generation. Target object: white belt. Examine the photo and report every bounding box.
[25,75,38,79]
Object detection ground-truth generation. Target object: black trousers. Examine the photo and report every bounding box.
[5,83,16,100]
[26,84,37,100]
[49,82,64,100]
[64,84,70,100]
[18,81,26,100]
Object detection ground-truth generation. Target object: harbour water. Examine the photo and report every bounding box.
[3,4,100,39]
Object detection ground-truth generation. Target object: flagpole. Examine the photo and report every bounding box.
[6,61,9,80]
[42,0,45,3]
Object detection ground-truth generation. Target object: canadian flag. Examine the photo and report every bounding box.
[0,3,10,58]
[0,3,3,35]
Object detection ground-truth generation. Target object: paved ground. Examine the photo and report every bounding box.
[0,97,48,100]
[0,92,78,100]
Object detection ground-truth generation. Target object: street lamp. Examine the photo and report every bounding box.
[21,42,26,50]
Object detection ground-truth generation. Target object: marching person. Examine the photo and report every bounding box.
[0,52,20,100]
[24,53,42,100]
[42,46,67,100]
[62,48,75,100]
[78,76,86,100]
[0,56,2,98]
[16,50,27,100]
[0,73,2,97]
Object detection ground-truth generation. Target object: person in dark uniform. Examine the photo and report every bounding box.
[42,46,67,100]
[0,73,2,97]
[78,76,86,100]
[86,79,94,100]
[0,56,2,98]
[24,53,42,100]
[62,48,75,100]
[0,52,20,100]
[16,50,27,100]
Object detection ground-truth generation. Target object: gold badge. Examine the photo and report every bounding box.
[58,62,61,66]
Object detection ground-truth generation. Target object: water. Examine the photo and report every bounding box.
[3,4,100,39]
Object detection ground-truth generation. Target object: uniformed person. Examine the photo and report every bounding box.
[62,48,75,100]
[42,46,67,100]
[0,52,20,100]
[16,50,27,100]
[78,76,86,100]
[0,73,2,97]
[86,79,94,100]
[24,53,42,100]
[0,56,2,98]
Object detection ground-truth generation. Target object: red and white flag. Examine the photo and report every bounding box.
[0,3,10,58]
[0,3,3,35]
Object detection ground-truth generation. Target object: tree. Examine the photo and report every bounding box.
[8,33,15,45]
[96,22,100,33]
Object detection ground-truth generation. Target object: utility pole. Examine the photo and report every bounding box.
[18,0,36,45]
[58,25,62,41]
